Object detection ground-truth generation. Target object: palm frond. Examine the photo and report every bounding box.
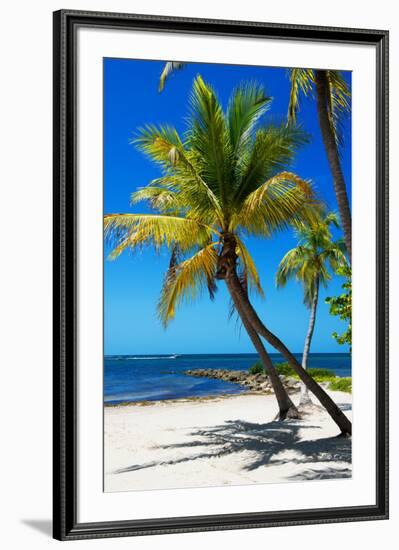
[133,124,184,167]
[235,236,264,296]
[130,185,180,213]
[104,213,218,258]
[323,210,340,229]
[276,245,309,287]
[159,61,186,92]
[227,82,271,157]
[187,75,231,210]
[133,124,224,224]
[320,241,348,272]
[233,172,315,236]
[287,68,314,124]
[158,243,219,325]
[276,209,347,306]
[325,70,351,147]
[233,124,309,204]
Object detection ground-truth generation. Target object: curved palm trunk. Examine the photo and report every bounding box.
[226,268,351,435]
[225,277,299,420]
[300,276,320,406]
[216,232,298,420]
[314,70,352,262]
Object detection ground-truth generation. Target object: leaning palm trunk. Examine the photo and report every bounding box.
[226,267,351,435]
[300,276,320,406]
[216,232,299,419]
[106,76,350,431]
[225,277,299,420]
[314,70,352,262]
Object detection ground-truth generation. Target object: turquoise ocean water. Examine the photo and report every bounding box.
[104,353,351,405]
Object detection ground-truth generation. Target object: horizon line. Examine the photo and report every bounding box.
[104,351,350,356]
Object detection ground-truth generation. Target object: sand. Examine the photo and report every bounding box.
[104,390,352,493]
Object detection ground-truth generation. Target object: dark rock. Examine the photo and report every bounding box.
[182,368,293,395]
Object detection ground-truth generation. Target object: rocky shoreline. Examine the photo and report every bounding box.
[184,368,301,394]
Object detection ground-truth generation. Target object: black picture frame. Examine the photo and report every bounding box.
[53,9,389,541]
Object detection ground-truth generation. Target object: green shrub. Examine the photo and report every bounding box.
[275,362,296,377]
[329,377,352,393]
[326,264,352,350]
[274,363,335,382]
[252,361,338,383]
[248,362,265,375]
[275,363,335,382]
[307,368,336,382]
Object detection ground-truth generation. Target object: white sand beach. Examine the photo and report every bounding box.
[104,390,352,493]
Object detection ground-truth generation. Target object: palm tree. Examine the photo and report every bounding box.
[159,64,352,262]
[105,75,351,435]
[288,69,352,262]
[276,211,348,407]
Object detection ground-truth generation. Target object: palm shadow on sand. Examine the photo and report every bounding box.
[114,403,352,481]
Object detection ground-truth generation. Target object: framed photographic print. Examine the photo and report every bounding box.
[53,9,389,540]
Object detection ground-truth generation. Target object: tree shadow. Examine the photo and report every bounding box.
[336,402,352,412]
[287,467,352,481]
[114,417,351,481]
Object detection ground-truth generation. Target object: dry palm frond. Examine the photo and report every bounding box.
[159,61,185,92]
[104,213,218,259]
[158,243,219,325]
[287,68,314,124]
[235,236,264,296]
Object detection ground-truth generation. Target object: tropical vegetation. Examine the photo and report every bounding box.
[105,75,352,435]
[287,69,352,261]
[158,62,352,261]
[276,210,347,405]
[326,264,352,349]
[250,361,351,393]
[329,377,352,393]
[248,363,266,375]
[251,361,338,381]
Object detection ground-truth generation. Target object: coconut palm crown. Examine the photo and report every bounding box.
[105,75,316,326]
[159,64,350,147]
[287,68,352,261]
[276,210,347,306]
[276,210,348,406]
[287,69,350,148]
[158,64,351,258]
[104,75,353,434]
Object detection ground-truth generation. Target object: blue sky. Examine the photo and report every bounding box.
[104,58,351,355]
